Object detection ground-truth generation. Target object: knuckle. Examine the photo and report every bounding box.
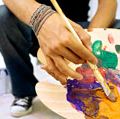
[45,49,51,55]
[81,34,91,41]
[59,67,67,73]
[48,67,52,72]
[85,34,91,41]
[64,38,70,44]
[74,59,82,64]
[52,44,61,51]
[62,38,70,45]
[61,33,71,45]
[53,43,60,50]
[55,62,60,69]
[44,65,49,71]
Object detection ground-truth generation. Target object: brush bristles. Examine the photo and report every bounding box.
[107,92,117,102]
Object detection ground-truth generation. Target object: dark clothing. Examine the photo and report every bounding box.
[0,5,90,97]
[0,4,120,97]
[37,0,90,22]
[0,6,39,97]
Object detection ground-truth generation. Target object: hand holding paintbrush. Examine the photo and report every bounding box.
[50,0,116,102]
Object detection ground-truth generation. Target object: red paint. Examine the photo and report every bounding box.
[108,34,114,44]
[76,67,96,83]
[103,45,107,50]
[76,66,106,84]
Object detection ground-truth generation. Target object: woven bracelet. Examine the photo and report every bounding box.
[29,4,56,36]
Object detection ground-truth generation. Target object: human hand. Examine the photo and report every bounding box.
[37,13,97,85]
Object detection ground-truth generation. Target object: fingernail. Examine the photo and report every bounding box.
[63,85,67,88]
[95,57,98,64]
[41,65,44,69]
[61,81,67,85]
[92,58,98,65]
[87,28,93,32]
[41,65,46,70]
[78,74,83,80]
[77,76,83,81]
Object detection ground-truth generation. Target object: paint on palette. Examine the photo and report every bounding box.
[108,34,114,44]
[92,40,118,69]
[115,45,120,54]
[66,38,120,118]
[67,79,101,117]
[66,64,120,118]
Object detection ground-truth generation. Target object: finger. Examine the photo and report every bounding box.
[70,20,92,50]
[87,28,93,32]
[44,66,67,85]
[79,33,92,50]
[43,56,67,85]
[53,46,85,64]
[51,55,83,79]
[43,65,67,85]
[66,34,97,64]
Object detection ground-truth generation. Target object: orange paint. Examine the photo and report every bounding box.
[96,84,120,119]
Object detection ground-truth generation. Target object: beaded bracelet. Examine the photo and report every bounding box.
[29,4,56,36]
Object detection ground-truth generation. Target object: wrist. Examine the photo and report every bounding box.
[29,4,56,36]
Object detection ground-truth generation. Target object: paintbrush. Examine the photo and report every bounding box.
[50,0,116,102]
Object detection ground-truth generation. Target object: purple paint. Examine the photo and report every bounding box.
[66,66,120,117]
[67,79,101,117]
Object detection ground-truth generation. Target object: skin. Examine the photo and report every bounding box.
[3,0,117,84]
[88,0,117,30]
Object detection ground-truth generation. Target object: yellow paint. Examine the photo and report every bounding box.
[97,85,120,119]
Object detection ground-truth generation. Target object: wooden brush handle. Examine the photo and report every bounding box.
[50,0,111,97]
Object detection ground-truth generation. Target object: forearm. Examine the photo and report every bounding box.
[88,0,117,29]
[3,0,41,25]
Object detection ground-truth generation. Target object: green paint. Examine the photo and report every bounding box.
[92,40,118,69]
[115,45,120,54]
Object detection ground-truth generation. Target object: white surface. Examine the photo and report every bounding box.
[0,0,3,5]
[0,94,64,119]
[36,82,85,119]
[0,70,11,95]
[0,53,6,68]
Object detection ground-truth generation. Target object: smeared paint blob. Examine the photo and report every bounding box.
[76,64,120,88]
[66,78,116,118]
[92,40,118,69]
[106,69,120,87]
[67,79,101,117]
[108,34,114,44]
[115,45,120,54]
[66,64,120,118]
